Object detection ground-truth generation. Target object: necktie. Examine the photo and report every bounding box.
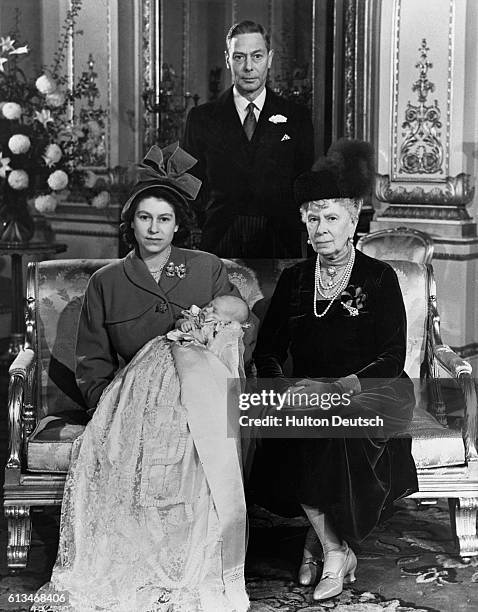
[243,102,257,141]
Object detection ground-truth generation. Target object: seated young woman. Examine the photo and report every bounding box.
[35,144,251,612]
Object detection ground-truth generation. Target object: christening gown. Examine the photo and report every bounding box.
[35,323,249,612]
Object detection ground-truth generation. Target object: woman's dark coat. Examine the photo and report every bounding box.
[76,246,240,410]
[251,249,418,542]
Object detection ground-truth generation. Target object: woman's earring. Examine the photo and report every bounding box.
[307,238,311,245]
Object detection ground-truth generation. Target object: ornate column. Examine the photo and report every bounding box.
[373,0,478,367]
[373,0,476,239]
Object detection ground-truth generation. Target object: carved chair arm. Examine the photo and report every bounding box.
[7,348,35,469]
[435,343,473,378]
[434,343,478,463]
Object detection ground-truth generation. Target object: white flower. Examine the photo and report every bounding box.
[7,169,29,190]
[268,114,288,124]
[1,36,16,53]
[2,102,22,120]
[35,74,57,95]
[43,144,62,167]
[9,45,29,56]
[35,109,54,127]
[0,57,8,72]
[0,152,12,178]
[47,169,69,191]
[91,190,110,209]
[34,194,58,213]
[45,91,65,108]
[8,134,31,154]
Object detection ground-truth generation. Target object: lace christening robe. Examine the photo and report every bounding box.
[35,324,249,612]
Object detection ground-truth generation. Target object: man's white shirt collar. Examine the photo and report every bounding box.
[233,87,266,123]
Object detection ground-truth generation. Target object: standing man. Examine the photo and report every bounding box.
[183,20,314,257]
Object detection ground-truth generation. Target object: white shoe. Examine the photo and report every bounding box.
[298,527,323,585]
[312,542,357,600]
[298,555,321,586]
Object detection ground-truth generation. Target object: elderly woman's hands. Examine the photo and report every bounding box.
[285,379,341,411]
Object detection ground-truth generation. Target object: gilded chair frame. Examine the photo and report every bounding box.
[407,264,478,553]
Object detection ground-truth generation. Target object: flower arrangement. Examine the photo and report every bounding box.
[0,1,109,241]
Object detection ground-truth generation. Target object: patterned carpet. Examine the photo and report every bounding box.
[245,501,478,612]
[0,500,477,611]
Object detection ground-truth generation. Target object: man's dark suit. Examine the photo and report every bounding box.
[183,87,314,257]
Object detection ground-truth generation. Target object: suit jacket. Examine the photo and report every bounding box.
[183,87,314,251]
[76,246,240,410]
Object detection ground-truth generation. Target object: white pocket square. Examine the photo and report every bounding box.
[281,134,291,141]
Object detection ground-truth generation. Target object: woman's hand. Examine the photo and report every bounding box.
[285,379,339,411]
[287,379,336,395]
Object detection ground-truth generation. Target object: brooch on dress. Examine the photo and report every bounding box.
[165,262,187,278]
[340,285,367,317]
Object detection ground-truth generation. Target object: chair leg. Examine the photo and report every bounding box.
[4,505,31,570]
[449,497,478,558]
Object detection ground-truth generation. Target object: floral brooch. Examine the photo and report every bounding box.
[165,262,187,279]
[268,114,287,124]
[340,285,367,316]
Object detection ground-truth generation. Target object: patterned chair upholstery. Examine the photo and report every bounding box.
[356,226,434,264]
[4,256,478,569]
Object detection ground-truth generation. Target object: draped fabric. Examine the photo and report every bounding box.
[35,327,248,612]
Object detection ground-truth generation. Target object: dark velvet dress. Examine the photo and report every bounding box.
[250,249,418,543]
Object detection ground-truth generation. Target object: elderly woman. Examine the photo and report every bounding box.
[37,144,250,612]
[251,139,418,601]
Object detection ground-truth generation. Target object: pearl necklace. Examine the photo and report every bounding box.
[313,247,355,318]
[146,246,172,282]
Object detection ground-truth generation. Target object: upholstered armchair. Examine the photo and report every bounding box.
[4,255,478,570]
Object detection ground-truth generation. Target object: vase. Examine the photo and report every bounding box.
[0,188,35,244]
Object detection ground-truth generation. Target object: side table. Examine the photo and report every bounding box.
[0,242,67,362]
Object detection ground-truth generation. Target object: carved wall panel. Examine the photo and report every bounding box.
[375,0,474,222]
[390,0,454,183]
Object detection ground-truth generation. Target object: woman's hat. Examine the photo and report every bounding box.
[294,139,375,205]
[121,142,202,218]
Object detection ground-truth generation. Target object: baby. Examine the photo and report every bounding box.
[167,295,250,346]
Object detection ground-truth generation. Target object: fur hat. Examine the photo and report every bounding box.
[294,139,375,205]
